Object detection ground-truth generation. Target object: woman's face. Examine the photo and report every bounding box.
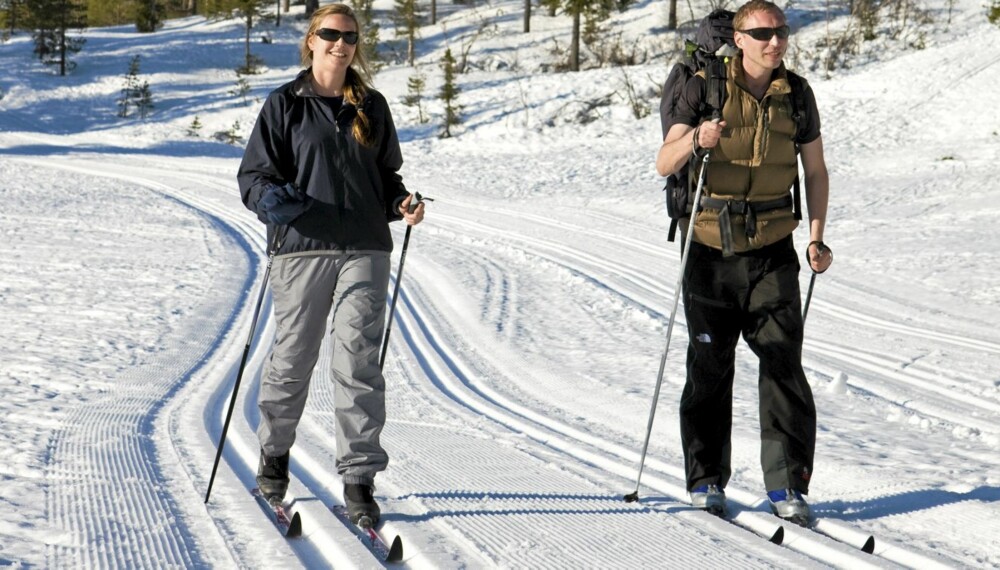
[307,13,358,74]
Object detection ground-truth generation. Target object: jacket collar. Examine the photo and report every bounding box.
[291,68,321,98]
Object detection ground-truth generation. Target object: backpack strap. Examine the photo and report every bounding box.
[786,71,810,222]
[704,56,728,120]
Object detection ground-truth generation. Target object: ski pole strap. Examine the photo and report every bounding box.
[806,240,831,273]
[268,223,291,256]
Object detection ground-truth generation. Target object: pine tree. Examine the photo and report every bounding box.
[135,79,153,118]
[230,74,251,105]
[26,0,87,76]
[224,119,242,145]
[392,0,418,66]
[402,71,427,124]
[117,55,153,118]
[351,0,382,71]
[134,0,165,32]
[545,0,617,71]
[187,115,203,137]
[117,54,140,117]
[234,0,267,74]
[438,48,461,138]
[2,0,28,37]
[85,0,130,27]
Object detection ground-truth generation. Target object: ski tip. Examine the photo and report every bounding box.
[386,535,404,563]
[286,512,303,538]
[862,535,875,554]
[770,526,784,545]
[623,492,640,503]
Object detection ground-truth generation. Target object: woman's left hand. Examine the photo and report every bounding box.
[399,194,425,226]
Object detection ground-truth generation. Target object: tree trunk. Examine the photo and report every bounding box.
[523,0,530,32]
[408,31,415,66]
[570,9,579,71]
[283,0,289,12]
[431,0,436,25]
[59,28,66,76]
[668,0,677,30]
[245,14,251,68]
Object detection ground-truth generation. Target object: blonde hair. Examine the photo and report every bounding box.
[734,0,785,30]
[301,3,375,147]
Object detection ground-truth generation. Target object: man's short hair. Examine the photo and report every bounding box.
[734,0,786,30]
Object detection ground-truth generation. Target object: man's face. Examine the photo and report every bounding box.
[734,9,788,75]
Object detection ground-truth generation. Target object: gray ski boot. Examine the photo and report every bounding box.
[767,488,811,526]
[344,483,381,528]
[690,484,727,516]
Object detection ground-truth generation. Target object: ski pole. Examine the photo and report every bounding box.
[205,227,285,504]
[625,149,711,504]
[802,272,817,324]
[379,192,427,370]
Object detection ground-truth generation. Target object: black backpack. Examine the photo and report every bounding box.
[659,9,809,243]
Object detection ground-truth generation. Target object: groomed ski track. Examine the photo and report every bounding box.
[10,148,992,568]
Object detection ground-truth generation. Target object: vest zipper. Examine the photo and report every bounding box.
[759,98,770,163]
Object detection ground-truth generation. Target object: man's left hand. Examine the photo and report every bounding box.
[807,241,833,273]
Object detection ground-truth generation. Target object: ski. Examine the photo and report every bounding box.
[718,511,785,545]
[251,488,302,538]
[759,510,875,554]
[809,518,876,554]
[331,505,403,563]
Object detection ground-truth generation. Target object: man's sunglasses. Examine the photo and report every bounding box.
[737,25,790,41]
[315,28,360,45]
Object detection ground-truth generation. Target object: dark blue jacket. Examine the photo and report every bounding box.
[238,69,409,255]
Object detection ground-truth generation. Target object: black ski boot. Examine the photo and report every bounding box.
[256,449,289,504]
[344,483,381,527]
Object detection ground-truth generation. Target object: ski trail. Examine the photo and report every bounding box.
[429,202,1000,441]
[373,260,904,567]
[357,201,973,567]
[298,295,812,568]
[8,156,248,568]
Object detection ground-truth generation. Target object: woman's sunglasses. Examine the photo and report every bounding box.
[315,28,360,45]
[737,25,790,41]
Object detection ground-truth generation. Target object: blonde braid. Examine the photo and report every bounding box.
[344,68,374,147]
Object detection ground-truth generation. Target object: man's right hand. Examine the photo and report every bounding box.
[695,119,727,151]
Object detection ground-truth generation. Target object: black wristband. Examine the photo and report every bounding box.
[692,126,702,158]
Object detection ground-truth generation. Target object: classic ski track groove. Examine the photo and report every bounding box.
[19,155,382,568]
[12,151,985,567]
[379,253,893,567]
[430,207,1000,437]
[14,156,255,568]
[382,207,970,566]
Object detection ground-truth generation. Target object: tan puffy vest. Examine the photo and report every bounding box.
[691,54,800,253]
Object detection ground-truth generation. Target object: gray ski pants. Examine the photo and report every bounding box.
[257,252,390,485]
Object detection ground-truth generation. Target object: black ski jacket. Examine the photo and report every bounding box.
[238,69,409,255]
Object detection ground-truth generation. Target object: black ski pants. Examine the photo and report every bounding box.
[679,235,816,495]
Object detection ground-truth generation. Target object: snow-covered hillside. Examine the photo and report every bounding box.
[1,0,998,567]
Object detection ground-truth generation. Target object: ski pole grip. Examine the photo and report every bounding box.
[407,192,423,214]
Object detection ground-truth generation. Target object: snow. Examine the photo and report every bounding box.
[1,0,998,567]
